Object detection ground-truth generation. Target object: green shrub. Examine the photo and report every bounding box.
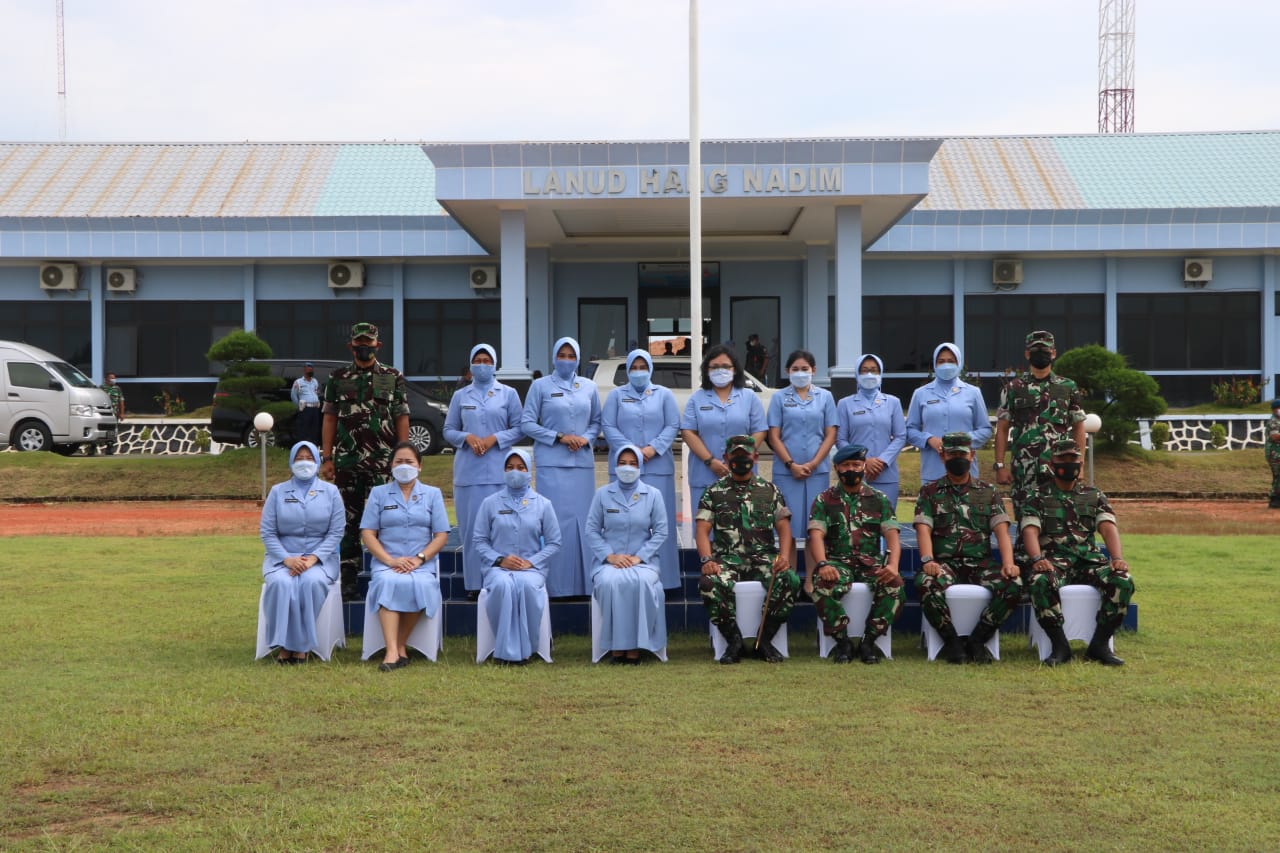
[1210,376,1260,408]
[1210,423,1227,448]
[1055,345,1168,449]
[1150,421,1171,447]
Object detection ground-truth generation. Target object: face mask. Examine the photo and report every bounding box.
[615,465,641,485]
[628,370,651,390]
[857,373,881,391]
[1053,462,1081,483]
[935,363,960,382]
[789,371,812,389]
[838,469,864,488]
[709,368,734,388]
[470,363,495,384]
[352,345,376,362]
[1028,350,1053,369]
[944,456,971,476]
[303,372,313,380]
[291,461,317,480]
[728,457,754,476]
[554,358,578,380]
[391,464,419,485]
[504,469,531,490]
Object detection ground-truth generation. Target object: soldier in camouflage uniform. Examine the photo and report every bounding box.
[1021,438,1134,666]
[100,373,124,455]
[696,435,799,664]
[1267,398,1280,509]
[993,330,1086,519]
[319,323,411,599]
[914,432,1021,664]
[807,444,904,664]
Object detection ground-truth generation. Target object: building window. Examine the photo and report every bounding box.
[965,294,1105,372]
[860,295,954,373]
[257,301,394,364]
[577,299,629,362]
[403,299,501,377]
[1118,292,1260,370]
[0,301,91,371]
[106,301,243,377]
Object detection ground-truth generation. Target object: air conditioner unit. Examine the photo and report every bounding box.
[328,261,364,289]
[39,263,78,291]
[992,259,1023,286]
[469,265,498,290]
[1184,258,1213,283]
[106,268,136,293]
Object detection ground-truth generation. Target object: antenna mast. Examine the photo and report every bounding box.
[1097,0,1135,133]
[56,0,67,140]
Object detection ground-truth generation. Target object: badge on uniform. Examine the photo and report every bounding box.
[308,490,316,496]
[487,390,494,397]
[522,499,528,506]
[573,382,580,389]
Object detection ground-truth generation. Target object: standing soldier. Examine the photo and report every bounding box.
[1020,439,1135,666]
[695,435,798,664]
[1267,398,1280,509]
[914,432,1021,664]
[807,444,904,664]
[290,362,322,447]
[993,330,1086,518]
[100,373,124,455]
[319,323,410,599]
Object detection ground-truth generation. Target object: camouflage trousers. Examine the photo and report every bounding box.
[1027,553,1134,629]
[1269,457,1280,501]
[336,462,388,599]
[1010,465,1052,522]
[699,563,800,632]
[811,557,905,640]
[914,557,1023,634]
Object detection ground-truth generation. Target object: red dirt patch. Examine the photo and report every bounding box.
[0,500,261,537]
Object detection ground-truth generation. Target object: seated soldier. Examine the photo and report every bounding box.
[914,432,1022,664]
[695,435,799,664]
[1020,438,1135,666]
[807,444,904,664]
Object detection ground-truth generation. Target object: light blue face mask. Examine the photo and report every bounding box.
[615,464,641,485]
[628,370,651,391]
[291,460,317,481]
[709,368,734,388]
[392,464,419,485]
[554,358,578,380]
[858,373,882,391]
[935,363,960,382]
[504,469,531,490]
[789,371,812,389]
[470,363,495,384]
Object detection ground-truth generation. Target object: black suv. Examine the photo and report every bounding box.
[210,359,448,455]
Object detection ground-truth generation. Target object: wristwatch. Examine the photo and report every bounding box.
[699,555,715,564]
[415,551,427,562]
[993,462,1006,470]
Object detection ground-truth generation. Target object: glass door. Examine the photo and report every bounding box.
[731,296,780,386]
[577,299,629,362]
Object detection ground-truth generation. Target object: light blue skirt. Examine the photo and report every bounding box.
[642,471,680,589]
[262,568,330,652]
[483,569,546,661]
[455,481,502,591]
[591,562,666,653]
[536,466,595,597]
[367,559,442,617]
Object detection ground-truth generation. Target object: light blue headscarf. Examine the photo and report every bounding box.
[288,440,320,487]
[933,342,963,387]
[625,349,653,392]
[856,353,884,401]
[612,442,645,493]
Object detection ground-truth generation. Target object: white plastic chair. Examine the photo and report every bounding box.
[475,586,553,663]
[921,584,1000,661]
[816,583,892,659]
[590,596,669,663]
[361,603,443,662]
[1028,584,1113,661]
[255,580,346,662]
[709,580,790,659]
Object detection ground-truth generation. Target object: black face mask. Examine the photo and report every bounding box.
[728,457,754,476]
[352,345,376,362]
[944,457,971,476]
[838,470,864,489]
[1053,462,1081,483]
[1028,350,1053,369]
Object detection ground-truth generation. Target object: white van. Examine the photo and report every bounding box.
[0,341,118,453]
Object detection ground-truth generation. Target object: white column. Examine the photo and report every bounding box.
[242,263,256,333]
[805,243,830,381]
[391,262,405,370]
[1263,255,1276,401]
[1105,257,1118,351]
[828,205,863,378]
[90,263,105,382]
[526,247,550,375]
[497,209,530,379]
[952,259,965,352]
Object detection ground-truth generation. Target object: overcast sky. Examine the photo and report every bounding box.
[2,0,1277,143]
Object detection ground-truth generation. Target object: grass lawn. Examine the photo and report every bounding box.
[2,534,1278,850]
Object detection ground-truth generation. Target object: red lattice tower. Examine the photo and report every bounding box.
[1098,0,1135,133]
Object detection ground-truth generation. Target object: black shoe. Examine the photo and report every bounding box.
[609,655,627,665]
[832,637,854,664]
[859,636,884,665]
[755,617,786,663]
[966,623,997,665]
[1038,620,1073,666]
[377,661,400,672]
[756,640,785,663]
[1085,619,1125,666]
[938,625,968,664]
[624,656,642,666]
[718,624,744,665]
[493,657,527,666]
[398,655,410,667]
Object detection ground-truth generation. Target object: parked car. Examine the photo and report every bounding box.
[0,340,117,453]
[583,356,778,415]
[210,359,448,455]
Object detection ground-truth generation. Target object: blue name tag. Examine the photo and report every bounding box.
[498,509,514,515]
[551,392,565,398]
[463,405,476,410]
[606,508,620,514]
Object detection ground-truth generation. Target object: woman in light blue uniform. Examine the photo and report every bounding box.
[766,349,838,570]
[600,348,681,589]
[473,448,562,664]
[259,440,344,663]
[836,353,907,509]
[585,444,669,664]
[444,343,525,593]
[520,336,601,597]
[360,441,451,671]
[680,343,767,512]
[906,342,991,482]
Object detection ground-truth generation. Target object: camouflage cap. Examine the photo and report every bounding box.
[350,322,380,341]
[1051,438,1083,458]
[724,435,756,454]
[941,432,972,453]
[833,444,868,463]
[1025,330,1055,349]
[1272,398,1280,409]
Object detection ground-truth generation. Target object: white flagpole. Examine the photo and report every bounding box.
[689,0,703,382]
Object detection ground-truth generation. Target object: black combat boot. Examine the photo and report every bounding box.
[755,617,786,663]
[718,623,744,665]
[965,622,997,665]
[937,624,967,664]
[859,633,884,664]
[832,635,854,664]
[1037,618,1073,666]
[1085,616,1125,666]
